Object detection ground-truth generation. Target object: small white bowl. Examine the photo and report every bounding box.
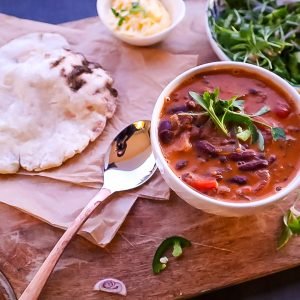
[96,0,185,46]
[151,62,300,217]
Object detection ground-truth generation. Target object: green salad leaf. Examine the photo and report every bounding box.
[209,0,300,85]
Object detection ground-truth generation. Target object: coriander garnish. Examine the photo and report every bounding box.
[111,1,145,27]
[188,89,286,150]
[278,193,300,250]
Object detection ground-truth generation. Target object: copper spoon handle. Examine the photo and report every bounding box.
[19,188,112,300]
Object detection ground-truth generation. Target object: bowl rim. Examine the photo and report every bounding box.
[96,0,186,41]
[151,61,300,209]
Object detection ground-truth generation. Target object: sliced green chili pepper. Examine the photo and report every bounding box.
[152,236,191,274]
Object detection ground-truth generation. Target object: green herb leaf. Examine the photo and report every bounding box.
[111,1,144,27]
[111,7,119,17]
[189,89,285,148]
[288,52,300,82]
[286,210,300,234]
[189,90,229,136]
[257,128,265,151]
[152,236,191,274]
[209,0,300,85]
[277,225,293,250]
[131,1,140,8]
[189,91,209,111]
[232,100,245,111]
[278,193,300,250]
[252,105,271,117]
[223,109,259,143]
[118,17,125,26]
[236,128,251,141]
[177,112,208,117]
[271,127,286,141]
[130,1,144,14]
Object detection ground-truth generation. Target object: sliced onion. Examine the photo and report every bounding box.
[94,278,127,296]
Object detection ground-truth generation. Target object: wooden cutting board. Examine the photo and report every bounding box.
[0,191,299,299]
[1,0,300,299]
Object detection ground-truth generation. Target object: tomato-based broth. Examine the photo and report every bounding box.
[158,69,300,202]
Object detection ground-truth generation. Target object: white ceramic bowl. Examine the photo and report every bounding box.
[97,0,185,46]
[151,62,300,217]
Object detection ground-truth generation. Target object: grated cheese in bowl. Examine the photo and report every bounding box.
[109,0,172,37]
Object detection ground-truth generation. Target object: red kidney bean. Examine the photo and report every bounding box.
[238,159,269,171]
[159,130,174,144]
[159,120,172,131]
[175,160,188,170]
[158,120,174,144]
[167,104,189,114]
[268,154,277,164]
[228,150,256,161]
[248,88,258,95]
[196,140,218,156]
[219,156,227,163]
[229,175,248,185]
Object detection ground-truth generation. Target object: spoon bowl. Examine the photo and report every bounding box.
[104,120,156,192]
[20,120,156,300]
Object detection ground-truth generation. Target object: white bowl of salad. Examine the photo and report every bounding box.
[97,0,186,46]
[205,0,300,91]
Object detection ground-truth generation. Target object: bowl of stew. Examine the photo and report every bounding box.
[151,62,300,216]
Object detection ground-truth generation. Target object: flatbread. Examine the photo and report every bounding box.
[0,33,117,173]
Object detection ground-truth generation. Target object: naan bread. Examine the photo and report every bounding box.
[0,33,117,173]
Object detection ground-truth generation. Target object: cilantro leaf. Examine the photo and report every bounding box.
[252,105,270,117]
[232,99,245,111]
[118,17,125,26]
[189,90,229,136]
[271,127,286,141]
[111,1,144,27]
[278,197,300,250]
[257,128,265,151]
[111,8,119,17]
[223,109,259,143]
[277,225,293,250]
[188,89,286,148]
[236,128,251,141]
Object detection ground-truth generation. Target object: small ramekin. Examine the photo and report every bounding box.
[96,0,186,46]
[151,62,300,217]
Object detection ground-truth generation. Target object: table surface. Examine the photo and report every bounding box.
[1,1,300,299]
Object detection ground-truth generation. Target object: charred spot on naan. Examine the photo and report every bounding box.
[106,83,118,97]
[50,56,65,68]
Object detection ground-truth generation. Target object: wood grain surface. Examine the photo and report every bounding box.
[1,1,300,299]
[1,191,300,299]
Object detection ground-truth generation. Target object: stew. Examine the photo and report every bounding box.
[158,68,300,202]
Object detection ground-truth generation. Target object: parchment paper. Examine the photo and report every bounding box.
[0,10,198,246]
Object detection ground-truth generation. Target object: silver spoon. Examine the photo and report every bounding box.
[20,120,156,300]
